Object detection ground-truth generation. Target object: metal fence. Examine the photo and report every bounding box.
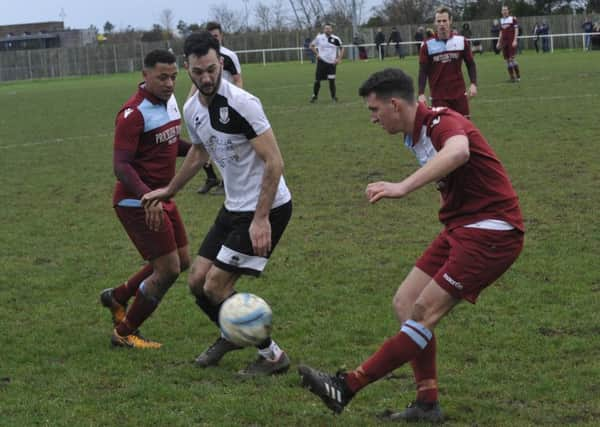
[0,15,598,82]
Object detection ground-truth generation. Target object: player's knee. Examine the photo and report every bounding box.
[410,303,427,323]
[179,255,190,272]
[393,294,412,323]
[188,269,206,297]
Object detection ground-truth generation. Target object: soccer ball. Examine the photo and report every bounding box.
[219,293,273,347]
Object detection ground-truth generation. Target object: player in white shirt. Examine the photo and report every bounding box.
[310,24,344,103]
[195,22,243,195]
[143,32,292,376]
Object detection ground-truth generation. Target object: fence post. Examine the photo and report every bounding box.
[113,44,118,73]
[28,50,33,79]
[262,49,266,66]
[551,35,554,53]
[299,47,303,64]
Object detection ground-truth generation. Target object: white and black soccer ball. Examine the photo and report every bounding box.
[219,293,273,347]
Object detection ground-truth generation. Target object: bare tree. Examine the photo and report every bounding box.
[272,0,290,30]
[160,9,175,36]
[256,2,273,31]
[211,5,242,33]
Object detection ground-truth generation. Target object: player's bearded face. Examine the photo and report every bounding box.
[186,51,222,97]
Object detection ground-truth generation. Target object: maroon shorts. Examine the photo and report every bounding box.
[114,200,188,261]
[502,43,517,60]
[415,227,524,303]
[432,95,470,118]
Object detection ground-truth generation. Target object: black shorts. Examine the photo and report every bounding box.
[198,201,292,276]
[315,59,336,81]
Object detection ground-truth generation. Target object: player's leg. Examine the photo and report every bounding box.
[311,60,325,102]
[237,201,293,375]
[327,63,338,102]
[299,281,456,415]
[101,263,152,325]
[511,54,521,80]
[110,202,186,348]
[112,248,184,349]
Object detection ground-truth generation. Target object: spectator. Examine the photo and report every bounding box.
[353,33,368,60]
[582,16,593,51]
[491,19,501,54]
[461,23,482,55]
[532,22,541,53]
[304,37,316,63]
[388,27,405,59]
[375,27,386,60]
[539,20,550,53]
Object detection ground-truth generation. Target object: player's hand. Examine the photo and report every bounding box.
[249,216,272,257]
[512,40,517,48]
[418,94,428,105]
[365,181,406,204]
[336,57,342,64]
[468,83,477,97]
[144,200,164,232]
[142,187,173,206]
[496,43,501,50]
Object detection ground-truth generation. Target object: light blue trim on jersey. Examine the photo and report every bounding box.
[138,98,171,133]
[117,198,142,208]
[426,39,448,55]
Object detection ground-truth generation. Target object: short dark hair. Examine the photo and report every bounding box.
[184,31,220,58]
[358,68,415,102]
[206,21,222,33]
[144,49,176,68]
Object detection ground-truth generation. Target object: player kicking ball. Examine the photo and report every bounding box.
[298,68,524,421]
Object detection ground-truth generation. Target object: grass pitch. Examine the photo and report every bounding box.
[1,50,599,426]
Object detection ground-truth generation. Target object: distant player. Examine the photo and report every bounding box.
[418,6,477,118]
[194,22,243,195]
[497,5,521,82]
[143,32,293,376]
[101,49,191,349]
[298,68,524,422]
[310,24,344,103]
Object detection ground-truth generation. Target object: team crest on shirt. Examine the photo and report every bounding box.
[123,108,134,119]
[219,107,230,124]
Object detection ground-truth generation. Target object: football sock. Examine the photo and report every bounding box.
[113,263,153,305]
[313,81,321,98]
[328,79,336,99]
[345,320,432,393]
[195,291,236,327]
[410,334,438,403]
[507,65,515,79]
[258,339,283,361]
[514,63,520,78]
[203,162,217,180]
[116,284,159,336]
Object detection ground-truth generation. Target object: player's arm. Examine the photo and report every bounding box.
[142,143,209,204]
[178,138,192,157]
[232,73,243,88]
[366,135,469,204]
[113,109,150,199]
[464,40,478,97]
[417,44,429,104]
[337,45,345,64]
[310,39,318,58]
[249,129,284,257]
[512,25,519,47]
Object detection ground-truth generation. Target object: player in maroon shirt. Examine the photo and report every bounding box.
[497,5,521,82]
[100,50,192,349]
[298,68,524,422]
[418,6,477,118]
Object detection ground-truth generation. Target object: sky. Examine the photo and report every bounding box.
[1,0,381,31]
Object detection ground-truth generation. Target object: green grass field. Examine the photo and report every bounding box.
[1,50,599,426]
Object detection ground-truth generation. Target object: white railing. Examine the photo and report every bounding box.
[235,32,600,65]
